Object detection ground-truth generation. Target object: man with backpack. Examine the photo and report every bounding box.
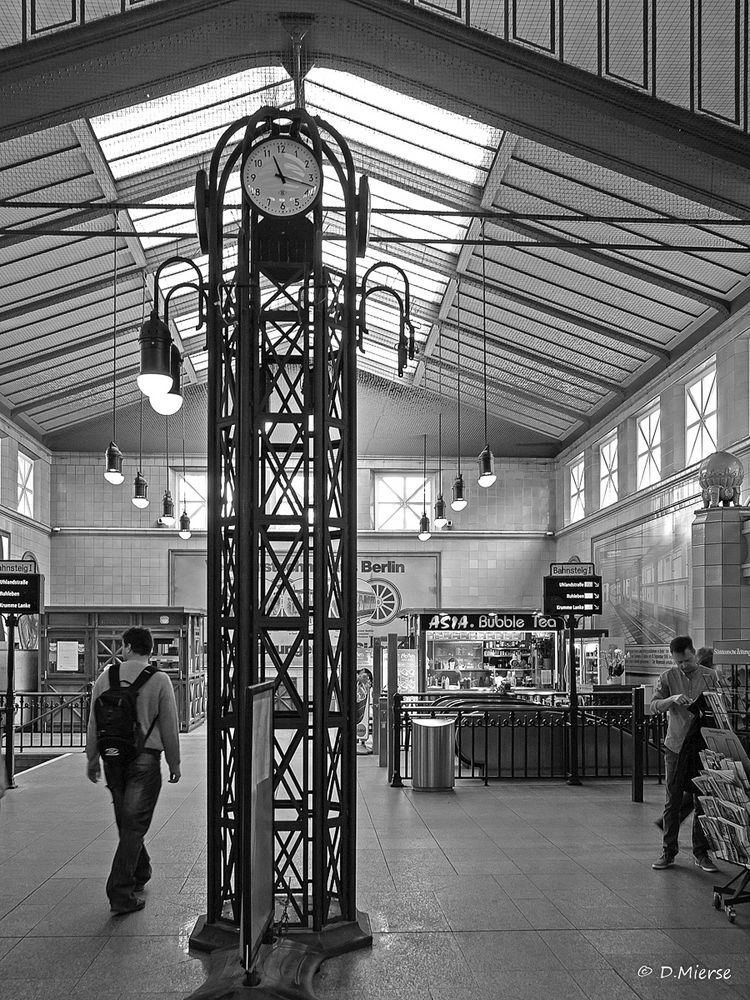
[85,626,181,915]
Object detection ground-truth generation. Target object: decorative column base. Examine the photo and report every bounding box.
[692,506,750,647]
[187,912,372,999]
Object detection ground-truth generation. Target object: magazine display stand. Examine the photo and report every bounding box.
[695,728,750,923]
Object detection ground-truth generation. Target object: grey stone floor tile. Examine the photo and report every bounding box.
[571,968,643,999]
[552,902,658,930]
[515,897,574,930]
[75,935,209,995]
[0,903,52,936]
[582,928,692,955]
[0,938,21,960]
[0,934,108,981]
[491,873,546,897]
[314,931,477,993]
[473,967,588,999]
[436,894,532,932]
[356,888,449,932]
[538,929,611,969]
[453,929,565,974]
[695,953,750,985]
[664,926,750,955]
[0,983,82,1000]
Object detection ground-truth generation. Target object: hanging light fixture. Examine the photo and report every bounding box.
[434,328,447,529]
[104,214,125,485]
[132,394,150,509]
[178,405,191,539]
[451,278,467,511]
[137,310,172,396]
[477,220,496,488]
[417,433,431,541]
[158,415,175,526]
[150,344,183,415]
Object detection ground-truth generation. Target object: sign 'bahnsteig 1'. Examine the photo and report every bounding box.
[0,562,42,615]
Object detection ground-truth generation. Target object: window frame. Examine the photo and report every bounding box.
[685,367,717,466]
[569,455,585,523]
[17,451,34,518]
[599,435,618,509]
[636,403,661,489]
[373,471,433,532]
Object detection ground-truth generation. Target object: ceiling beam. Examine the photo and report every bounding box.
[485,216,729,316]
[1,0,750,217]
[440,270,671,361]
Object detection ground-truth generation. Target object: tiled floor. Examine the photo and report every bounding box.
[1,734,749,999]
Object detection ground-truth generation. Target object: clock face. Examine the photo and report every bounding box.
[242,137,322,217]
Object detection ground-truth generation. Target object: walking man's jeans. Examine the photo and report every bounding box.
[104,753,162,909]
[662,748,709,859]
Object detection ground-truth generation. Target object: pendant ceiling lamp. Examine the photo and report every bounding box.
[104,215,124,485]
[417,433,431,541]
[477,220,496,488]
[150,344,183,415]
[433,328,447,529]
[132,392,150,509]
[158,415,175,526]
[178,406,191,540]
[451,278,467,512]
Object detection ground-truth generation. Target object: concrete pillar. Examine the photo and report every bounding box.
[691,506,750,647]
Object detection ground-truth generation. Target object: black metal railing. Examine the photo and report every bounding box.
[0,690,91,752]
[390,690,665,787]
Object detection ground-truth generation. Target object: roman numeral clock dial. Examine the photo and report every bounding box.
[241,137,322,217]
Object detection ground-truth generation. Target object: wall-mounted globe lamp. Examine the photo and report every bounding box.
[357,262,415,377]
[138,258,205,398]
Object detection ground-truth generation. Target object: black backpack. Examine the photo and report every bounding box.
[94,662,158,765]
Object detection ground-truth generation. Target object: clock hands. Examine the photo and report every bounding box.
[272,156,287,184]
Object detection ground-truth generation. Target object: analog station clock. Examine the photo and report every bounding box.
[241,136,322,217]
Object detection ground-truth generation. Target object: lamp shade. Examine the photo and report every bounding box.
[178,510,192,539]
[451,472,467,511]
[159,488,175,526]
[138,311,173,396]
[132,471,149,508]
[104,441,124,485]
[150,344,183,415]
[478,444,497,488]
[417,512,431,541]
[433,494,448,529]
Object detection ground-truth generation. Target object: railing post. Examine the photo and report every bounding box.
[3,614,17,789]
[631,685,644,802]
[390,692,403,787]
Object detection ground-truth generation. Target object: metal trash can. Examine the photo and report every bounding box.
[412,717,455,791]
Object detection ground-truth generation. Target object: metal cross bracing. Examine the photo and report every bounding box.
[203,107,358,938]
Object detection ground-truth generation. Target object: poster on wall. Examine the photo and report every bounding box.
[592,505,693,686]
[356,552,439,646]
[170,551,208,610]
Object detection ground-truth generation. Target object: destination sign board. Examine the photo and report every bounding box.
[543,575,602,616]
[550,562,596,576]
[0,573,41,614]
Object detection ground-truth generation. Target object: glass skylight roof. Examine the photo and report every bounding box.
[89,62,504,387]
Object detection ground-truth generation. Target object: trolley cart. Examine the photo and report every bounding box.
[696,722,750,923]
[711,864,750,924]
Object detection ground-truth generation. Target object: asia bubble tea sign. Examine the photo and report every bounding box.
[0,561,42,615]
